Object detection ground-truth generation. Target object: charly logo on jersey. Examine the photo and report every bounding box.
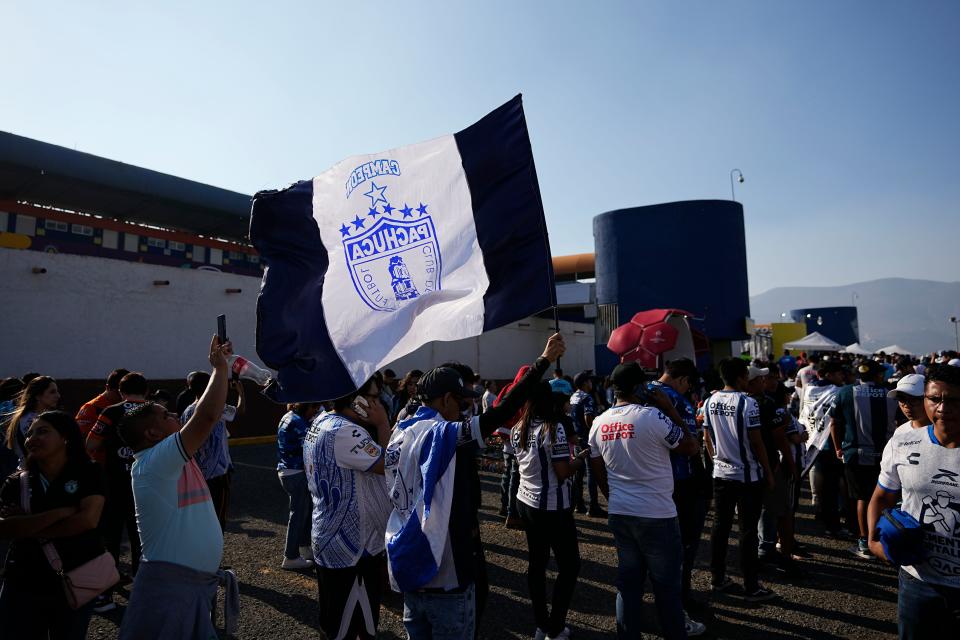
[64,480,78,494]
[340,159,441,312]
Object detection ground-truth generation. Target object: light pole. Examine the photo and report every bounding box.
[951,316,959,351]
[730,169,744,201]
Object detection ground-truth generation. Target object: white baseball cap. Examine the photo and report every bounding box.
[887,373,925,399]
[748,365,770,381]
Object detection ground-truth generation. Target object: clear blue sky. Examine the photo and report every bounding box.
[2,1,957,295]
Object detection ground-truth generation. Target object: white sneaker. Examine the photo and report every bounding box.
[299,545,314,561]
[92,595,117,613]
[684,610,706,637]
[534,630,546,640]
[281,556,315,570]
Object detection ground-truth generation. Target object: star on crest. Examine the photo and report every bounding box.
[417,203,429,216]
[400,203,413,218]
[363,182,388,207]
[368,206,380,219]
[352,215,365,230]
[339,224,350,237]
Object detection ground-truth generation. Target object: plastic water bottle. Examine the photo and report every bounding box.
[228,355,273,386]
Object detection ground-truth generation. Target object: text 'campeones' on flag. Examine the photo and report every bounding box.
[250,95,556,402]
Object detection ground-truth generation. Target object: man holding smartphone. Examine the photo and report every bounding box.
[303,376,393,640]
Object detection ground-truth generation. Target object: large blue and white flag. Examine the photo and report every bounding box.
[250,95,555,402]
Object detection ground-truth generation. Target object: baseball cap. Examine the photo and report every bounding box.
[549,378,574,396]
[573,370,594,389]
[610,362,646,394]
[888,373,925,399]
[418,367,482,400]
[747,365,769,381]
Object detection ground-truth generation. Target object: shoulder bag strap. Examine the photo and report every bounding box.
[19,469,65,574]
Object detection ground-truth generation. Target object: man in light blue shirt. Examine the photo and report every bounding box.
[116,335,234,640]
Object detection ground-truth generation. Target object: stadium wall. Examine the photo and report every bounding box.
[1,247,262,380]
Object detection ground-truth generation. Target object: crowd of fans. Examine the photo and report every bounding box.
[1,337,959,639]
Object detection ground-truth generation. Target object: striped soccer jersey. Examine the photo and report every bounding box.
[512,420,573,511]
[831,382,897,466]
[703,390,764,483]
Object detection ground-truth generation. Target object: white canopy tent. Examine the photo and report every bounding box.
[841,343,873,356]
[783,331,844,352]
[877,344,912,356]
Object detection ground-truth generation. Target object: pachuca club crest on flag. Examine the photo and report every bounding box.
[340,170,442,312]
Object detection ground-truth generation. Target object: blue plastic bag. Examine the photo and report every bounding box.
[875,508,925,566]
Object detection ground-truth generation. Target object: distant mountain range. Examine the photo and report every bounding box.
[749,278,960,355]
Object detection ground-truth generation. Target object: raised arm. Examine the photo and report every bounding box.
[478,334,565,437]
[180,336,231,458]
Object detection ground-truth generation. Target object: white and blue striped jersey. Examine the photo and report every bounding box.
[703,390,764,483]
[512,420,573,511]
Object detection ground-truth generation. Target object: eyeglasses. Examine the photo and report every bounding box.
[925,395,960,408]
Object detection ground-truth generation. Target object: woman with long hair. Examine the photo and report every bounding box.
[0,378,26,480]
[512,381,590,640]
[0,410,108,639]
[5,376,60,464]
[392,369,423,422]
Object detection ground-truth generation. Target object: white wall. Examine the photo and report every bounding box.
[1,248,597,382]
[1,248,263,379]
[385,316,595,380]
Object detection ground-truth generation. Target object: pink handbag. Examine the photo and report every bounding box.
[19,471,120,609]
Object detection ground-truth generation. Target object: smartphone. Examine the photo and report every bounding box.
[351,395,370,420]
[217,314,227,344]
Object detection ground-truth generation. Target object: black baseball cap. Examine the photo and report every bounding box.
[418,367,482,400]
[610,362,646,394]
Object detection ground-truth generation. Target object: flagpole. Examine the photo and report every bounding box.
[553,305,561,370]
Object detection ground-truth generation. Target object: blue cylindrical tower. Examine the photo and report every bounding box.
[789,306,860,346]
[594,200,751,342]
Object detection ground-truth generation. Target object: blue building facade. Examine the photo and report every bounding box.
[789,306,859,346]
